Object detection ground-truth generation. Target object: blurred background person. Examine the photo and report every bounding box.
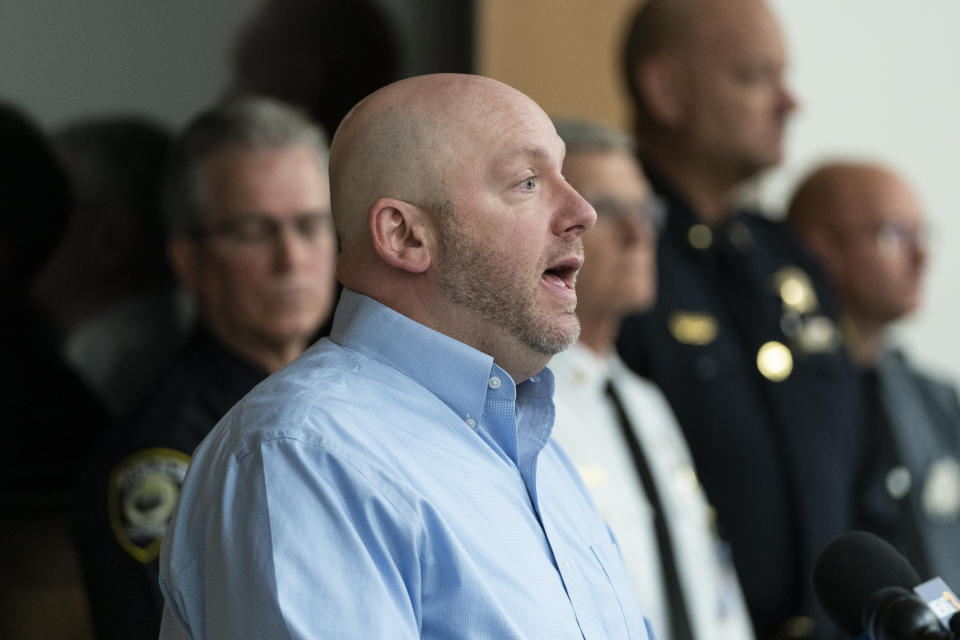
[550,118,755,640]
[70,97,338,640]
[226,0,403,137]
[787,160,960,592]
[33,116,188,419]
[1,100,105,640]
[616,0,866,637]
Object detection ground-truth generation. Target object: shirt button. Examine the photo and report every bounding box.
[488,376,502,389]
[465,417,477,428]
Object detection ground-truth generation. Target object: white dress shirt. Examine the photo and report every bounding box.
[550,343,754,640]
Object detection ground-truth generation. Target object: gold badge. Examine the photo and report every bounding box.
[772,267,818,314]
[109,448,190,563]
[688,224,713,249]
[669,312,718,346]
[757,341,793,382]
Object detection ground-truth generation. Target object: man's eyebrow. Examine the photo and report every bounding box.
[493,144,552,166]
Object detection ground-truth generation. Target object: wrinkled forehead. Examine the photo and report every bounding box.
[438,92,564,183]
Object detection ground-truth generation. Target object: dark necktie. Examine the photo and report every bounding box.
[604,379,694,640]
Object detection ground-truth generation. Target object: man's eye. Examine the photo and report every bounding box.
[295,213,330,238]
[230,218,275,242]
[521,177,536,191]
[736,63,776,86]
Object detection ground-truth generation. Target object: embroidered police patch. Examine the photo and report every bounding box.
[109,448,190,563]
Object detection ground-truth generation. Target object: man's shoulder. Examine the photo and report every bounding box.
[881,349,960,411]
[200,339,451,463]
[117,341,258,453]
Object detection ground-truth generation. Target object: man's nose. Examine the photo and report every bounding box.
[621,212,655,245]
[554,180,597,237]
[778,82,799,116]
[274,227,310,271]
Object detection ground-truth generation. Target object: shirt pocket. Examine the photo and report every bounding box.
[584,540,645,640]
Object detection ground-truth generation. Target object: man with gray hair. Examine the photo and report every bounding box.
[549,118,754,640]
[70,96,337,640]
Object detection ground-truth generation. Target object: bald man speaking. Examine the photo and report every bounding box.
[157,74,655,639]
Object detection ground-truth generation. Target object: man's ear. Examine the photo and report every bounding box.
[368,198,433,274]
[167,236,203,292]
[636,55,687,127]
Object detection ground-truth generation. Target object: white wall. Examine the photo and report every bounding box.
[762,0,960,382]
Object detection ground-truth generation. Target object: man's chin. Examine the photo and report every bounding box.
[523,314,580,356]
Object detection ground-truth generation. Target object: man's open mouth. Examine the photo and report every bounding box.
[541,257,582,290]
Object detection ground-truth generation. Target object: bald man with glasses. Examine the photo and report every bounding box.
[787,161,960,595]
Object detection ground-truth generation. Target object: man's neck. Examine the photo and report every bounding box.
[643,145,744,226]
[844,315,886,368]
[576,313,620,359]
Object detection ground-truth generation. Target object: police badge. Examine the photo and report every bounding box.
[108,448,190,563]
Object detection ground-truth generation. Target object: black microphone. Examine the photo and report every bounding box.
[813,531,952,639]
[862,585,949,640]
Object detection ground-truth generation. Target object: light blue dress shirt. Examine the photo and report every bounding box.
[158,289,655,639]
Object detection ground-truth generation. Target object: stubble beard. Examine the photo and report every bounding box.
[436,210,580,356]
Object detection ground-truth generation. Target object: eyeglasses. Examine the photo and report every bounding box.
[194,212,333,247]
[875,220,928,255]
[587,194,667,233]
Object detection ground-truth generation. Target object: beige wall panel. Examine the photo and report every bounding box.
[477,0,640,133]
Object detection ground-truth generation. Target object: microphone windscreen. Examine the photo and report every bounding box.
[813,531,922,637]
[949,610,960,635]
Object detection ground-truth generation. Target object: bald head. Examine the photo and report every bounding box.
[327,73,596,382]
[330,74,532,244]
[622,0,696,101]
[624,0,783,95]
[788,161,928,340]
[787,162,916,239]
[623,0,795,200]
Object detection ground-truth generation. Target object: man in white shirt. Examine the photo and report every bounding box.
[550,119,754,640]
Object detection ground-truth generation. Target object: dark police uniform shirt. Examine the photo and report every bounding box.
[859,349,960,593]
[70,328,266,640]
[617,167,866,640]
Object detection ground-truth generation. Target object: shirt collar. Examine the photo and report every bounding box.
[550,342,610,393]
[330,289,503,426]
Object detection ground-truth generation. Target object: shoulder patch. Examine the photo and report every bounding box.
[108,448,191,563]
